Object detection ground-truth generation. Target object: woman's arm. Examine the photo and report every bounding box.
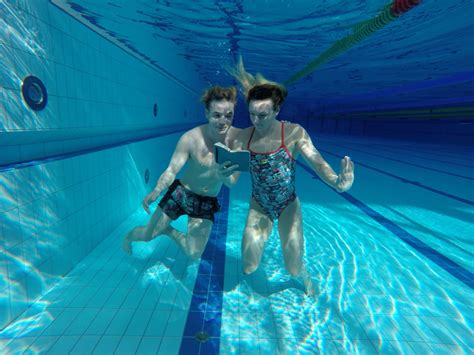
[296,126,354,192]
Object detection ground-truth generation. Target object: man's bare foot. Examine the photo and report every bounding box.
[122,233,132,255]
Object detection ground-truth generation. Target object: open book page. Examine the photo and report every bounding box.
[214,142,250,172]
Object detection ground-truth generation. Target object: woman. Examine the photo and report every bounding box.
[229,59,355,295]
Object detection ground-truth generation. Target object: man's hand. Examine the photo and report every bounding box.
[335,156,354,193]
[217,161,239,179]
[143,189,160,214]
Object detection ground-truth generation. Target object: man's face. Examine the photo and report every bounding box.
[248,98,279,132]
[206,99,235,135]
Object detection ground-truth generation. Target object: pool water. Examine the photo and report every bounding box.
[2,133,472,354]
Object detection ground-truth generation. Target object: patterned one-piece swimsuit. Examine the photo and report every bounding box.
[247,121,296,220]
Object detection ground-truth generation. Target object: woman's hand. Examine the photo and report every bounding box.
[335,156,354,192]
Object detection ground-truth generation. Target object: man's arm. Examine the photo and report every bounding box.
[143,134,190,213]
[295,125,354,193]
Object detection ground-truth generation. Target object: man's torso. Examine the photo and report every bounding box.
[180,125,241,197]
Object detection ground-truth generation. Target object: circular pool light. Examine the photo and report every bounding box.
[21,75,48,111]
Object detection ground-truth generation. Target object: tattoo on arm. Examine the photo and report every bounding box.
[153,135,189,195]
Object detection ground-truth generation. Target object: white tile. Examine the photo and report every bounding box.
[157,337,180,355]
[114,335,141,354]
[25,1,51,25]
[91,335,120,354]
[46,335,80,354]
[0,44,18,90]
[69,335,101,354]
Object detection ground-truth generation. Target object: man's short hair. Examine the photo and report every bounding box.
[247,84,288,110]
[201,86,237,109]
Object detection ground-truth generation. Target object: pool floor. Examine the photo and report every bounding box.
[2,134,473,354]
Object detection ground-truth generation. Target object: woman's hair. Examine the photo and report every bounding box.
[247,84,287,110]
[200,86,237,109]
[226,56,287,107]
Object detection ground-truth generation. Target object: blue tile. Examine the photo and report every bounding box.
[203,312,222,337]
[199,337,220,354]
[198,261,212,275]
[194,275,210,292]
[183,311,205,336]
[209,275,224,292]
[189,293,208,312]
[178,337,200,355]
[206,295,223,313]
[212,261,225,275]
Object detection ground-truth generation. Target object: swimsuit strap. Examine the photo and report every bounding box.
[280,121,294,160]
[247,121,284,152]
[280,121,285,146]
[247,127,256,150]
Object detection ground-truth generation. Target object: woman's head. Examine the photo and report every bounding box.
[247,83,287,111]
[246,84,287,131]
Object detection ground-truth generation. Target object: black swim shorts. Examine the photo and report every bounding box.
[158,180,220,222]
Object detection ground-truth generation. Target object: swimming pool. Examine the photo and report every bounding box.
[1,0,473,354]
[2,132,472,353]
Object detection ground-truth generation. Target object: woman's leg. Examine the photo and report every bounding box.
[278,197,314,296]
[241,198,273,274]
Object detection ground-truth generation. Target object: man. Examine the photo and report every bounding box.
[233,83,355,296]
[122,86,241,259]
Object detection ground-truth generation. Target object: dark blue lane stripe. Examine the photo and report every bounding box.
[320,142,474,180]
[179,187,229,355]
[315,148,474,206]
[0,126,192,173]
[296,161,474,289]
[355,144,474,169]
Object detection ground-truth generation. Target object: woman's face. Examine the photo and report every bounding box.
[248,98,279,133]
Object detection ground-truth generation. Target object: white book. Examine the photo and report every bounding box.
[214,142,250,172]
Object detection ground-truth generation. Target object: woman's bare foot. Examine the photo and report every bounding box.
[304,276,315,296]
[300,268,315,297]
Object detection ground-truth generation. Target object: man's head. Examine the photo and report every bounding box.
[246,84,287,131]
[202,86,237,136]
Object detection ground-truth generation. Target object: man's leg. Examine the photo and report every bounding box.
[161,217,213,259]
[242,198,273,274]
[183,217,213,259]
[122,206,172,255]
[278,197,315,296]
